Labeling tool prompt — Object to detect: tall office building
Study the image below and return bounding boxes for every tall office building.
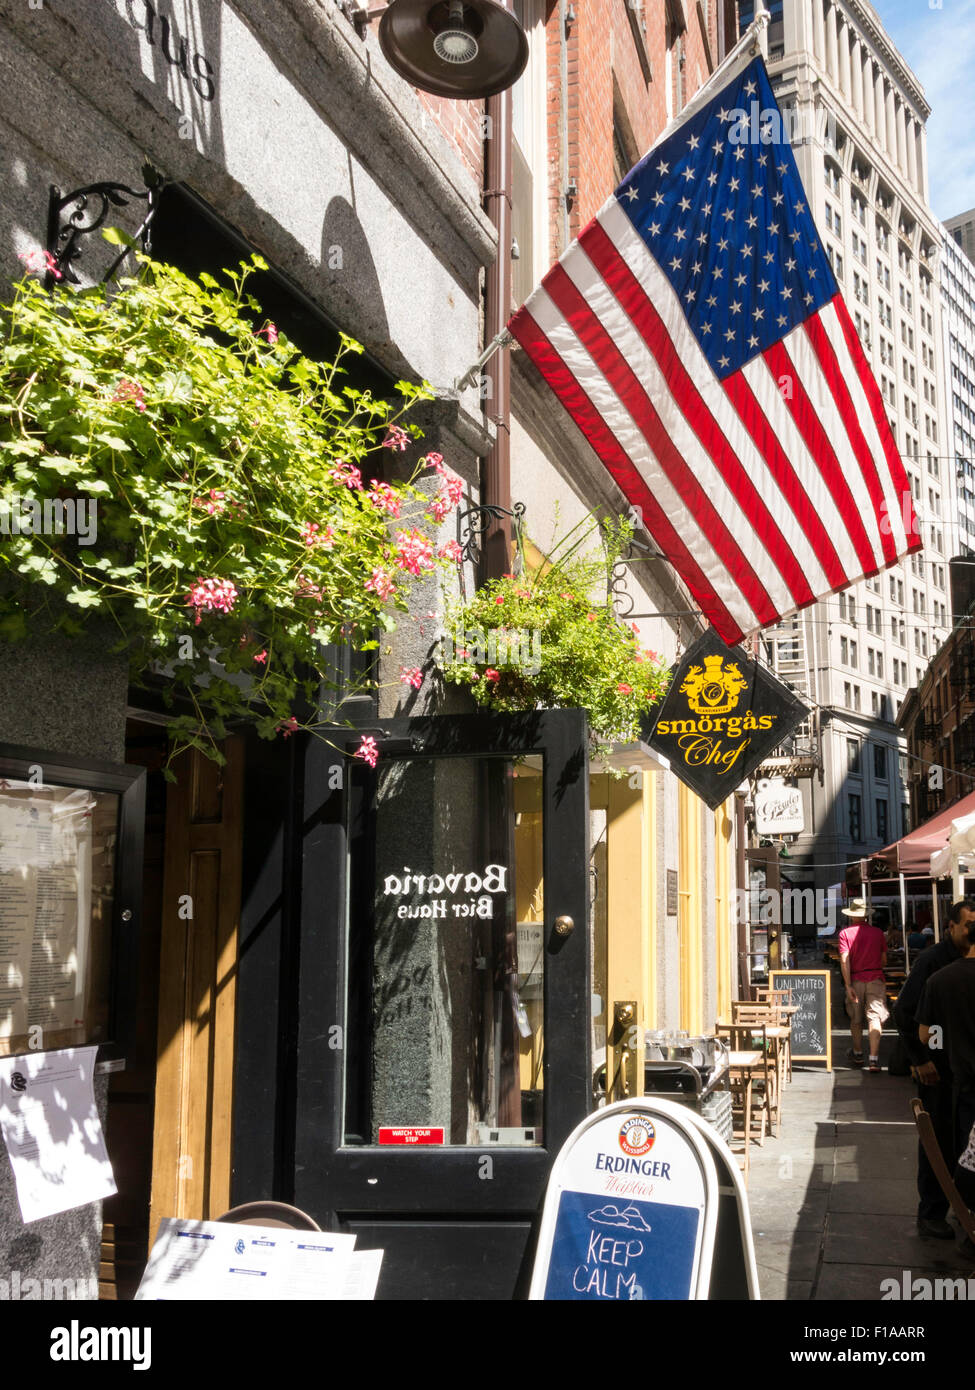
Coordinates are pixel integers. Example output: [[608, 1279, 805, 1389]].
[[738, 1, 952, 905], [946, 208, 975, 267], [940, 223, 975, 565]]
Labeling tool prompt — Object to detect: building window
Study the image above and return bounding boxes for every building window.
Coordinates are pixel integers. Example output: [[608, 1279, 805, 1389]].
[[510, 0, 547, 310], [847, 738, 862, 773], [873, 743, 887, 780], [876, 798, 888, 842], [849, 793, 862, 841]]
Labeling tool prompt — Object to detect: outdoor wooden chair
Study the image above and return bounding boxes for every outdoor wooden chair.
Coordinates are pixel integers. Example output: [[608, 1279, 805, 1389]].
[[716, 1023, 771, 1180], [911, 1100, 975, 1248], [731, 1002, 786, 1136]]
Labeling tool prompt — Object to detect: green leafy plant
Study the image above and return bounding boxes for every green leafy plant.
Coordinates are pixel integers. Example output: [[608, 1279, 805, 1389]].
[[0, 245, 464, 770], [441, 518, 670, 747]]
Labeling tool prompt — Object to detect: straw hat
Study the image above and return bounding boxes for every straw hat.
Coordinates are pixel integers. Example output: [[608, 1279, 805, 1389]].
[[842, 897, 874, 919]]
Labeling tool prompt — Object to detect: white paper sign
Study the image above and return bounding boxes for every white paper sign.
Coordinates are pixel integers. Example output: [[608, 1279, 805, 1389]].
[[0, 1046, 116, 1222], [0, 784, 95, 1039], [136, 1218, 382, 1300]]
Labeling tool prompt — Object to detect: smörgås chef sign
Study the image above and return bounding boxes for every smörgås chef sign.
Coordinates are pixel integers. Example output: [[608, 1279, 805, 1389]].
[[642, 631, 809, 810]]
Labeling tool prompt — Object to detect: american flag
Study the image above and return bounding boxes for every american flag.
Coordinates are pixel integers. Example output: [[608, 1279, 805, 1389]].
[[508, 54, 921, 644]]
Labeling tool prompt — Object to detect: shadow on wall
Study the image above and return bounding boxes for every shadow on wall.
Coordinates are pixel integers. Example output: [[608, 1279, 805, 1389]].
[[0, 0, 227, 286], [320, 194, 394, 372], [120, 0, 227, 170]]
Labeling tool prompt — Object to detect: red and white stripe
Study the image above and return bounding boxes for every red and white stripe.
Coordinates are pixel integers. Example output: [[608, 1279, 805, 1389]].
[[508, 193, 920, 644]]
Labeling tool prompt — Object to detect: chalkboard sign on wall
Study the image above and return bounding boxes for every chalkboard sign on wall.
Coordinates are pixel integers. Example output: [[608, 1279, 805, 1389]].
[[769, 970, 832, 1068]]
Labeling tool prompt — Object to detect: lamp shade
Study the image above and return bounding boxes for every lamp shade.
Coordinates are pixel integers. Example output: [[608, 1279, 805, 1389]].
[[378, 0, 529, 99]]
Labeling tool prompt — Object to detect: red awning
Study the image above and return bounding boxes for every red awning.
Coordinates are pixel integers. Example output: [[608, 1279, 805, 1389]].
[[872, 789, 975, 876]]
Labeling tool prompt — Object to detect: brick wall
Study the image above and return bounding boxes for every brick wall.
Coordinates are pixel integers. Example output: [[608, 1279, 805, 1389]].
[[411, 1, 722, 277], [546, 0, 720, 247], [418, 91, 485, 189]]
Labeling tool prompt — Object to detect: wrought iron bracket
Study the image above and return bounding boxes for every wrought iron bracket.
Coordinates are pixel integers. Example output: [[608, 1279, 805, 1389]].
[[457, 500, 525, 564], [337, 0, 388, 38], [608, 534, 659, 618], [45, 166, 166, 289]]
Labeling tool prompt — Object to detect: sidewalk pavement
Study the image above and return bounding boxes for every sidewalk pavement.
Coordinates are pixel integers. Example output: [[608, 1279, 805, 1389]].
[[744, 1003, 975, 1300]]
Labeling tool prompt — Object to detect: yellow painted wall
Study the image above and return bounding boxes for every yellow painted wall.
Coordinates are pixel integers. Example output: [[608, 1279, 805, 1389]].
[[714, 798, 734, 1024], [678, 783, 703, 1035]]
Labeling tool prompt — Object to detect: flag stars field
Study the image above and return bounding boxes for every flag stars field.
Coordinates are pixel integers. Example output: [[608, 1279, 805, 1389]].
[[507, 51, 921, 645]]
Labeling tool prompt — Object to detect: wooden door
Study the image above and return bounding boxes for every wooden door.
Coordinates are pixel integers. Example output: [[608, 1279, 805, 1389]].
[[148, 739, 244, 1243]]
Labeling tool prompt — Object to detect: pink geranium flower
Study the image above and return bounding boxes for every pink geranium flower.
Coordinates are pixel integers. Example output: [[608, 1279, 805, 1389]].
[[256, 322, 279, 344], [400, 667, 423, 690], [184, 577, 238, 625], [366, 481, 402, 518], [295, 574, 324, 603], [617, 683, 633, 695], [494, 595, 505, 605], [429, 497, 450, 523], [438, 540, 462, 563], [193, 489, 226, 516], [444, 477, 464, 506], [393, 530, 435, 576], [112, 378, 146, 411], [254, 649, 268, 665], [484, 668, 501, 684], [329, 460, 363, 490], [365, 568, 396, 599], [302, 521, 336, 548], [424, 452, 447, 476], [355, 735, 379, 768], [18, 248, 62, 280], [382, 425, 410, 452], [277, 715, 299, 738]]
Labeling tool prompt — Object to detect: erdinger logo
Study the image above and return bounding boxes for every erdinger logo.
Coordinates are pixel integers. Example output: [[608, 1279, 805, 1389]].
[[680, 655, 748, 715], [619, 1118, 655, 1157]]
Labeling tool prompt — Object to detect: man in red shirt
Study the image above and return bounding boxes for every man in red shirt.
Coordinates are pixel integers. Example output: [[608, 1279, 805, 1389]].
[[838, 898, 888, 1072]]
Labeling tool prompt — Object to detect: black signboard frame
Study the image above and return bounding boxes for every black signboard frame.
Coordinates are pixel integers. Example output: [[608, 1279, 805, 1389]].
[[769, 969, 832, 1068], [641, 631, 809, 810]]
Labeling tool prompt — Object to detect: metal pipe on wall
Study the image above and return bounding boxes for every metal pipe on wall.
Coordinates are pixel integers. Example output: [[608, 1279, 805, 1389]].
[[558, 0, 570, 254], [482, 21, 514, 581]]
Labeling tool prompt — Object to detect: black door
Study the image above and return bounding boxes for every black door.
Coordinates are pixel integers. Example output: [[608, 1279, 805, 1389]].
[[293, 709, 591, 1299]]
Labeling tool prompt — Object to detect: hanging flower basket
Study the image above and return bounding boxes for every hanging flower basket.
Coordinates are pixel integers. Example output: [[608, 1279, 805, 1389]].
[[440, 520, 670, 747], [0, 245, 464, 770]]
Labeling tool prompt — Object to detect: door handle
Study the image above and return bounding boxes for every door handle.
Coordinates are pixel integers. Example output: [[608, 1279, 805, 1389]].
[[554, 915, 574, 937]]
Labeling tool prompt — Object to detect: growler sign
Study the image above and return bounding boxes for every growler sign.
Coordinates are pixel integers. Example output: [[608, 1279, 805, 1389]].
[[642, 631, 809, 810]]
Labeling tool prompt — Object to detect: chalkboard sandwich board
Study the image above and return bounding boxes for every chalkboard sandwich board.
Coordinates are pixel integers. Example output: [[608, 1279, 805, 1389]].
[[529, 1101, 718, 1299], [769, 969, 832, 1068], [529, 1098, 761, 1300]]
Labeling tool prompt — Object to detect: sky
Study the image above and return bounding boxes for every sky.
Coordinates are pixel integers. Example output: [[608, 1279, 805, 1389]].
[[870, 0, 975, 221]]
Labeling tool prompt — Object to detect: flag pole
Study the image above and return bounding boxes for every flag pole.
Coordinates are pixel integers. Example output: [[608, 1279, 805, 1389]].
[[648, 4, 770, 152], [452, 6, 772, 395], [452, 328, 513, 395]]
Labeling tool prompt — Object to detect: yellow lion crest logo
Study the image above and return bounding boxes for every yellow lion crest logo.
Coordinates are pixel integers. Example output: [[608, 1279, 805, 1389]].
[[679, 655, 748, 715]]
